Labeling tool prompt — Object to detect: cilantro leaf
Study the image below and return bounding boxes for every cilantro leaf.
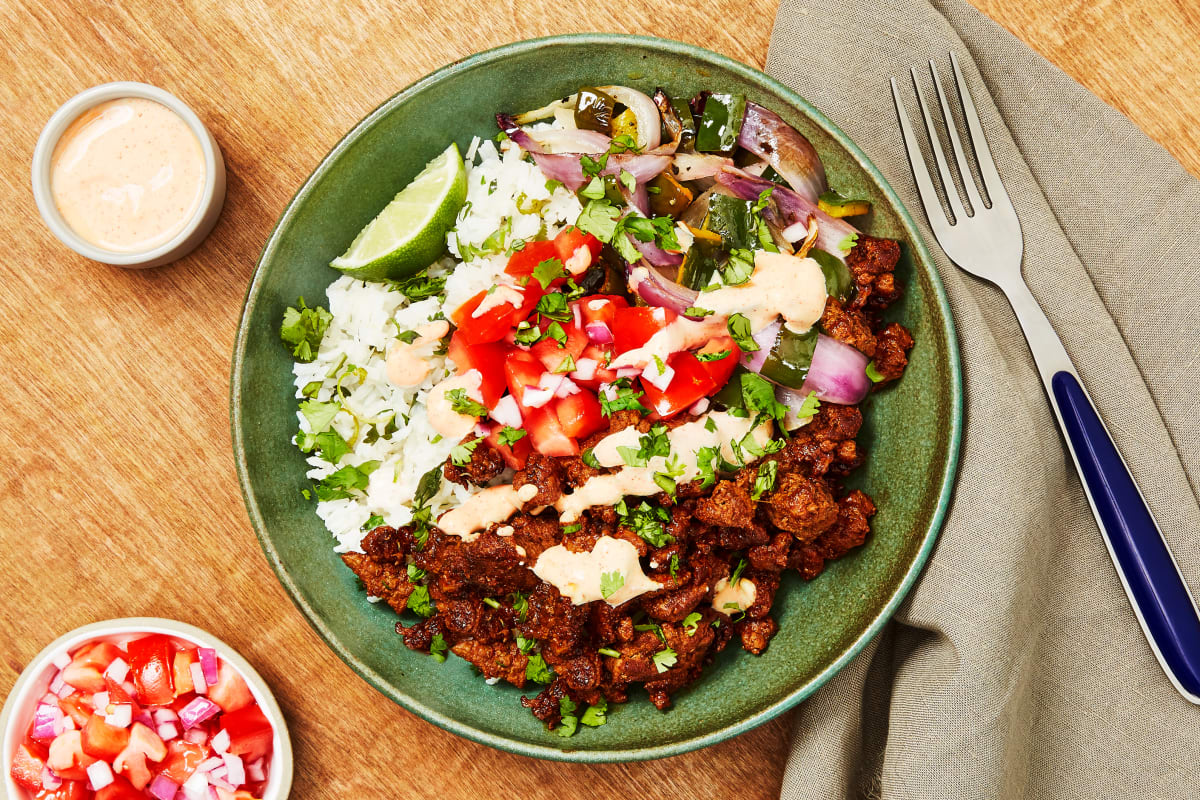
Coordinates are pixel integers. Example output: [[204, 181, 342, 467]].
[[580, 698, 608, 728], [509, 591, 529, 622], [682, 612, 702, 635], [576, 200, 621, 242], [394, 329, 420, 344], [406, 563, 426, 582], [280, 297, 332, 363], [751, 460, 778, 500], [299, 399, 340, 434], [865, 361, 885, 383], [598, 647, 621, 657], [730, 557, 748, 585], [618, 170, 637, 194], [553, 353, 576, 374], [362, 514, 385, 531], [726, 313, 759, 352], [616, 499, 674, 548], [600, 570, 625, 600], [535, 292, 571, 321], [697, 349, 730, 362], [389, 270, 446, 302], [669, 554, 680, 578], [497, 426, 527, 447], [532, 258, 567, 291], [838, 232, 859, 253], [450, 438, 480, 466], [414, 464, 443, 506], [652, 648, 678, 673], [722, 248, 755, 285], [513, 321, 541, 346], [556, 696, 579, 737], [429, 633, 448, 662], [526, 653, 553, 684], [315, 429, 350, 464], [581, 447, 600, 469], [600, 378, 648, 416], [740, 372, 788, 423], [445, 388, 488, 417], [407, 584, 434, 618], [579, 176, 606, 200], [684, 306, 714, 317], [562, 522, 582, 534], [313, 460, 380, 501], [543, 321, 567, 347], [795, 390, 821, 419]]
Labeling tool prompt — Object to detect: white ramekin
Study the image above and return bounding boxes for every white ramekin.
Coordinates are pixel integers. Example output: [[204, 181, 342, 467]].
[[1, 618, 292, 799], [31, 82, 227, 268]]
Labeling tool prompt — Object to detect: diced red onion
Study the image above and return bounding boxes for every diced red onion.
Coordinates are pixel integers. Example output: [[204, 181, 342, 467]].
[[92, 691, 109, 712], [740, 319, 781, 373], [688, 397, 710, 416], [527, 128, 611, 154], [198, 649, 219, 686], [135, 710, 155, 727], [153, 708, 179, 725], [190, 662, 207, 694], [87, 760, 114, 791], [625, 263, 698, 316], [673, 153, 732, 181], [41, 767, 61, 790], [614, 367, 641, 379], [183, 726, 209, 746], [104, 703, 133, 729], [207, 768, 234, 792], [196, 757, 224, 774], [48, 671, 66, 696], [570, 302, 582, 331], [104, 657, 130, 683], [489, 395, 522, 428], [641, 360, 675, 391], [521, 387, 553, 408], [149, 774, 179, 800], [584, 321, 613, 344], [715, 167, 857, 260], [32, 703, 61, 739], [52, 652, 71, 670], [737, 102, 828, 203], [210, 728, 231, 754], [223, 753, 246, 786], [246, 759, 266, 783], [181, 770, 209, 800], [596, 85, 661, 150], [158, 722, 179, 742], [570, 357, 598, 382], [179, 697, 221, 730], [628, 234, 683, 268], [801, 334, 871, 404]]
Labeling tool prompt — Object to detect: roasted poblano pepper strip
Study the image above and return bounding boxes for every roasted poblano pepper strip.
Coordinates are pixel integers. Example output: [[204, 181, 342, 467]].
[[759, 326, 819, 388], [818, 189, 872, 218], [647, 172, 693, 217], [574, 87, 617, 133], [704, 193, 758, 251], [678, 227, 723, 290], [809, 249, 855, 303], [711, 365, 751, 411], [696, 93, 747, 153], [670, 97, 697, 148]]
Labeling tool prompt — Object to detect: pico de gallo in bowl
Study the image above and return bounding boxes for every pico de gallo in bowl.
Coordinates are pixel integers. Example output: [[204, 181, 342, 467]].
[[2, 619, 291, 800]]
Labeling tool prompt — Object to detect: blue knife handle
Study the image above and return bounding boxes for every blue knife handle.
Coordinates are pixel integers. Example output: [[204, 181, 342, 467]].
[[1051, 370, 1200, 701]]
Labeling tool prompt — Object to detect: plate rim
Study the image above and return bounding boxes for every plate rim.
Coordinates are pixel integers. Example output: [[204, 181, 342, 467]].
[[230, 31, 964, 763]]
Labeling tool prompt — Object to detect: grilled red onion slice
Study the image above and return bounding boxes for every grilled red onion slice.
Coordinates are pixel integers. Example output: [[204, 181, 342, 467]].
[[738, 102, 828, 202], [625, 262, 698, 315], [801, 334, 871, 404], [528, 128, 612, 154], [585, 321, 614, 344], [597, 85, 661, 150], [629, 233, 683, 268], [715, 166, 857, 260], [673, 153, 733, 181]]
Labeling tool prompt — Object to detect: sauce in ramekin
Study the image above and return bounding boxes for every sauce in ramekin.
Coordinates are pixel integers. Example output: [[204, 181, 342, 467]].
[[49, 97, 206, 253]]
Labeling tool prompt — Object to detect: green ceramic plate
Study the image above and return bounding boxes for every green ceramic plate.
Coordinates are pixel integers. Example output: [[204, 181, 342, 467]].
[[231, 33, 962, 762]]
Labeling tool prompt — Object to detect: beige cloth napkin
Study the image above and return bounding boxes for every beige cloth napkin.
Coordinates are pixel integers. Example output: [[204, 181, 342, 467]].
[[767, 1, 1200, 796]]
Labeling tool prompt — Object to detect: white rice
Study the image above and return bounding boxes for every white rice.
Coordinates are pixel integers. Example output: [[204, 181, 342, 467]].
[[293, 132, 583, 553]]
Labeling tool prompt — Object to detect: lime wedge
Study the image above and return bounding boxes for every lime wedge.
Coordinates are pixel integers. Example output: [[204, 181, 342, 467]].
[[331, 142, 468, 281]]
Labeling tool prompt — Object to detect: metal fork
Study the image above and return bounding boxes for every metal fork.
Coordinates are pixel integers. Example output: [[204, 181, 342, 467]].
[[891, 53, 1200, 704]]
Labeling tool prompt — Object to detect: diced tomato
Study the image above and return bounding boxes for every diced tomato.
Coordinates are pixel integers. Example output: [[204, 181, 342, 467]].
[[697, 337, 741, 390], [484, 425, 533, 470], [94, 776, 144, 800], [504, 238, 559, 279], [126, 635, 174, 706], [553, 227, 604, 272], [503, 351, 547, 412], [569, 344, 617, 390], [612, 306, 676, 354], [530, 318, 587, 373], [447, 332, 510, 408], [11, 740, 46, 790], [208, 660, 254, 713], [641, 351, 718, 419], [554, 391, 605, 440], [61, 642, 123, 693], [524, 405, 579, 457], [451, 283, 542, 346], [35, 780, 87, 800], [57, 694, 93, 728], [576, 294, 628, 328], [81, 712, 131, 760], [155, 740, 207, 784], [46, 730, 97, 781], [172, 649, 197, 697], [219, 704, 273, 764]]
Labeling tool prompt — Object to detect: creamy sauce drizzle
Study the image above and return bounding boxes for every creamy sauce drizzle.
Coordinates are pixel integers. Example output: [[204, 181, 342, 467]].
[[533, 536, 661, 605], [436, 485, 524, 541], [472, 285, 525, 318], [425, 370, 483, 440], [386, 320, 450, 387], [50, 97, 206, 253], [712, 577, 757, 614], [609, 317, 729, 370], [699, 251, 828, 333]]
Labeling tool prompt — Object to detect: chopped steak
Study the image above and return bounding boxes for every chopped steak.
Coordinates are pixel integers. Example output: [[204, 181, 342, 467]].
[[514, 453, 564, 507], [443, 436, 504, 487], [872, 322, 915, 384]]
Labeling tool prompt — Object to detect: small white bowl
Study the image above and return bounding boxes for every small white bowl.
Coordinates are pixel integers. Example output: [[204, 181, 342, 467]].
[[1, 618, 292, 799], [31, 82, 226, 268]]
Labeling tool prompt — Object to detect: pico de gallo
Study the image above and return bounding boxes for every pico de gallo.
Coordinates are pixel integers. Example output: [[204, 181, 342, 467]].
[[10, 636, 273, 800]]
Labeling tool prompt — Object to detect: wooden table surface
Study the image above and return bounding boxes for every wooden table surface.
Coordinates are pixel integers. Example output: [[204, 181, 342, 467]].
[[2, 1, 1196, 797]]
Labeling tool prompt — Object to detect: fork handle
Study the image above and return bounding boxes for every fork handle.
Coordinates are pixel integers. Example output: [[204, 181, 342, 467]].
[[1002, 278, 1200, 703]]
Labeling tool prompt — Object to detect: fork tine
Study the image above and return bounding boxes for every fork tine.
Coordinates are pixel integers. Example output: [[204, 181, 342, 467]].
[[949, 52, 1011, 209], [909, 67, 967, 223], [890, 77, 953, 238], [928, 60, 984, 214]]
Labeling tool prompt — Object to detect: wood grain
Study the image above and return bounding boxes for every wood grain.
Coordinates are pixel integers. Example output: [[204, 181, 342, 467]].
[[0, 1, 1194, 797]]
